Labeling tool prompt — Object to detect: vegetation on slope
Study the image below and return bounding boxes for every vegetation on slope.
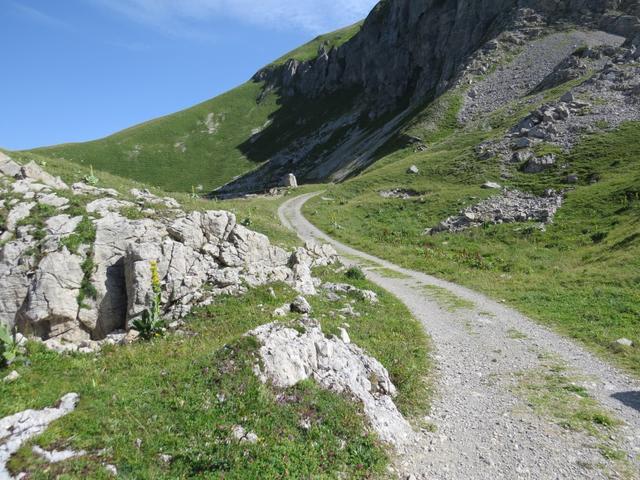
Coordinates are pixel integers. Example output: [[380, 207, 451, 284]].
[[304, 107, 640, 376], [32, 82, 279, 193], [269, 22, 363, 66], [0, 151, 432, 478], [27, 22, 363, 195]]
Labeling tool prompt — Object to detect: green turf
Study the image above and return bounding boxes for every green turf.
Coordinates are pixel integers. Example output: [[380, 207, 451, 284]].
[[31, 82, 280, 194], [269, 22, 362, 66], [1, 267, 431, 479]]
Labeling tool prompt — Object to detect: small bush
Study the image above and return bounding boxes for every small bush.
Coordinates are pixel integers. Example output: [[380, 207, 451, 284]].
[[0, 325, 20, 367], [132, 261, 166, 340], [83, 165, 99, 186], [345, 266, 366, 281]]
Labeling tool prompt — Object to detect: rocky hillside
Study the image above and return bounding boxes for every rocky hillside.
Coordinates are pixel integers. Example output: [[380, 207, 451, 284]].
[[216, 0, 640, 196], [30, 0, 640, 197], [0, 151, 337, 352]]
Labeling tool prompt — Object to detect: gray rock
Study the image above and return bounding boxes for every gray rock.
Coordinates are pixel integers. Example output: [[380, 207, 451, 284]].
[[72, 182, 119, 197], [291, 296, 312, 314], [19, 248, 85, 341], [564, 174, 579, 184], [231, 425, 259, 444], [614, 338, 634, 347], [522, 154, 556, 174], [0, 153, 22, 178], [130, 188, 181, 209], [407, 165, 420, 175], [250, 322, 414, 448], [32, 445, 86, 463], [6, 202, 35, 232], [0, 393, 80, 478], [0, 239, 35, 331], [513, 137, 533, 149], [482, 181, 502, 190], [37, 193, 69, 209], [428, 190, 564, 234], [18, 161, 68, 190], [283, 173, 298, 188], [2, 371, 20, 383]]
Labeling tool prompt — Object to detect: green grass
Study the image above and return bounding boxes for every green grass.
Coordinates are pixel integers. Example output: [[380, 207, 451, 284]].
[[304, 117, 640, 376], [513, 362, 635, 476], [31, 82, 281, 193], [1, 266, 431, 479], [421, 284, 475, 312], [269, 22, 362, 66]]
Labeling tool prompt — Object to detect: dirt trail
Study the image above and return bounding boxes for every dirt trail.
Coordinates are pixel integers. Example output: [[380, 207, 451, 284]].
[[279, 192, 640, 480]]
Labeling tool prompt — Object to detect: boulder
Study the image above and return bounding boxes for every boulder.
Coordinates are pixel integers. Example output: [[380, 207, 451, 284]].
[[6, 202, 35, 232], [406, 165, 420, 174], [19, 249, 85, 341], [290, 296, 312, 314], [250, 321, 414, 448], [521, 154, 556, 174], [0, 154, 22, 178], [19, 161, 68, 190], [283, 173, 298, 188], [0, 240, 35, 331], [482, 181, 502, 190], [0, 393, 79, 478]]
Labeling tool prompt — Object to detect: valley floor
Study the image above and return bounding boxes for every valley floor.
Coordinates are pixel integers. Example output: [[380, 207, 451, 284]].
[[281, 192, 640, 479]]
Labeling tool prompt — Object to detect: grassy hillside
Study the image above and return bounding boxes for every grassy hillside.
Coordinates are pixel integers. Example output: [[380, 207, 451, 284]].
[[33, 82, 279, 194], [0, 151, 432, 478], [304, 108, 640, 375], [29, 23, 363, 194], [269, 22, 362, 66]]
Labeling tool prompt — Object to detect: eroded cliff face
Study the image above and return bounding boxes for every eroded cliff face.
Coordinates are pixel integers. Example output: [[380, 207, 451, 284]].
[[215, 0, 639, 197]]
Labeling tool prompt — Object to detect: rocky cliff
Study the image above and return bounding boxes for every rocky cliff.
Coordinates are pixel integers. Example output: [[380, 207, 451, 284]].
[[215, 0, 640, 197]]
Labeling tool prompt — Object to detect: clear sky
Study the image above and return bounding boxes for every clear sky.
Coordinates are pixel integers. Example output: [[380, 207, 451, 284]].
[[0, 0, 378, 150]]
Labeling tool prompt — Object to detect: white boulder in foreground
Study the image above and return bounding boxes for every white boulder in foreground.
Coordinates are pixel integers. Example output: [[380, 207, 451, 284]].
[[0, 393, 79, 479], [249, 322, 415, 449]]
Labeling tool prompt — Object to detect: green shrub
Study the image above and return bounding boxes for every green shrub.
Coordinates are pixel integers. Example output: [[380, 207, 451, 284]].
[[0, 325, 20, 367], [132, 261, 166, 340], [345, 266, 366, 281]]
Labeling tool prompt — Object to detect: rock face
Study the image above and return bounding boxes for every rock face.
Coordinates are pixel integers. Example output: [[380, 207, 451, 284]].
[[249, 321, 415, 448], [0, 393, 80, 479], [426, 189, 564, 234], [214, 0, 639, 197], [0, 154, 338, 352]]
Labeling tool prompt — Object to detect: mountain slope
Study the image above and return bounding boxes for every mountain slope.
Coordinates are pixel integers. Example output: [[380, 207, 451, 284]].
[[30, 25, 362, 193], [29, 0, 640, 196]]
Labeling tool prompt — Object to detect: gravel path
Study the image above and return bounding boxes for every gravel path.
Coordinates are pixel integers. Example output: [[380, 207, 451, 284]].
[[279, 192, 640, 480]]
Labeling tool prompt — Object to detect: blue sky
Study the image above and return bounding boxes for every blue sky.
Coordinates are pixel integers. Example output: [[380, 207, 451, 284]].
[[0, 0, 377, 150]]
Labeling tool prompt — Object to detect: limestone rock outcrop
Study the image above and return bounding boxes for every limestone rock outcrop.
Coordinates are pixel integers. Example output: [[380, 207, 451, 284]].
[[0, 154, 338, 352], [249, 321, 415, 449]]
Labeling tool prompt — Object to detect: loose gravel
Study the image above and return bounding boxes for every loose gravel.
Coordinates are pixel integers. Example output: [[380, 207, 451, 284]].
[[280, 192, 640, 480]]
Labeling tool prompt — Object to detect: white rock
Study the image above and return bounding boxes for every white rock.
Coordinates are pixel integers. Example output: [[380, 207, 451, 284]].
[[338, 328, 351, 344], [250, 322, 414, 448], [0, 393, 80, 478], [614, 338, 634, 348], [482, 181, 502, 190], [6, 202, 35, 232], [2, 371, 20, 383], [291, 296, 312, 314], [32, 445, 86, 463], [19, 161, 68, 190]]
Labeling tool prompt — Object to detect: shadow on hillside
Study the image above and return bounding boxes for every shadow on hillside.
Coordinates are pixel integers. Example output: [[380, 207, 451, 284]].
[[611, 391, 640, 412]]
